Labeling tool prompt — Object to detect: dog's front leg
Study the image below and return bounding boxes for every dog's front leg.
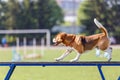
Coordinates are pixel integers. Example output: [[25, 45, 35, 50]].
[[70, 53, 81, 62], [55, 48, 73, 62]]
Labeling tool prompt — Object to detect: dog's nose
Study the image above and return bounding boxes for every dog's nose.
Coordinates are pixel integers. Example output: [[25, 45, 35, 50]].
[[53, 38, 56, 43]]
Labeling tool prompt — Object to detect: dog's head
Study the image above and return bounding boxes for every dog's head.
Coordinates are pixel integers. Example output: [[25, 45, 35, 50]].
[[53, 32, 76, 46], [53, 32, 67, 46]]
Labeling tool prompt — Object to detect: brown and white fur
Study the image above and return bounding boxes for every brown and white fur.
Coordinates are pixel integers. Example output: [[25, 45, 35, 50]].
[[53, 18, 112, 62]]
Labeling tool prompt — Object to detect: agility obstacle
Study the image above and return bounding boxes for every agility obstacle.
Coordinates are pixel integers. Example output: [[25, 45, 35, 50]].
[[0, 61, 120, 80]]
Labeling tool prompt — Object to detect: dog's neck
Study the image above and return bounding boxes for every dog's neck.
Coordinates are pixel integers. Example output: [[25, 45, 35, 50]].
[[63, 36, 76, 47]]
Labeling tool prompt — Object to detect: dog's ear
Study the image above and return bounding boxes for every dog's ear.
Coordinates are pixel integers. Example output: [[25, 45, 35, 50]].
[[65, 34, 75, 42], [57, 32, 67, 42], [60, 32, 67, 40]]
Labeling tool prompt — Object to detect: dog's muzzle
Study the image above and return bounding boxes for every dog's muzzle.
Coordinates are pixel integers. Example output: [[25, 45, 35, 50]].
[[53, 38, 58, 46], [53, 38, 56, 43]]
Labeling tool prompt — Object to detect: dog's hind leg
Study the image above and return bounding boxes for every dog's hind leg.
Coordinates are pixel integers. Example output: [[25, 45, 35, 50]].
[[55, 48, 73, 62], [70, 53, 81, 62], [95, 48, 101, 57], [104, 47, 112, 62]]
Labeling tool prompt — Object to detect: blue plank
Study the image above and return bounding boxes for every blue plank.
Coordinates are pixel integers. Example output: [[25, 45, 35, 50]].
[[0, 62, 119, 80]]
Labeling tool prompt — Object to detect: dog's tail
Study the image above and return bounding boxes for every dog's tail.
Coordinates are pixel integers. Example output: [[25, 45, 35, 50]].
[[94, 18, 108, 37]]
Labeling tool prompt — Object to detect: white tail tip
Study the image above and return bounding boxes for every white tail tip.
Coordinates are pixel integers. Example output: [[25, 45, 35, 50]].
[[94, 18, 103, 28]]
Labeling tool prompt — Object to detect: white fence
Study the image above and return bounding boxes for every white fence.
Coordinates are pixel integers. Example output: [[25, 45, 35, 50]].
[[0, 29, 51, 46]]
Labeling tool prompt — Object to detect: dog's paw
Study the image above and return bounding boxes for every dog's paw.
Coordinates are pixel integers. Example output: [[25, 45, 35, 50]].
[[108, 58, 112, 62], [54, 58, 61, 62], [70, 59, 78, 62]]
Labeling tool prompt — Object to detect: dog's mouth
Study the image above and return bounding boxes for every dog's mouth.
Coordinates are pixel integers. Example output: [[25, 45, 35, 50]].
[[53, 42, 60, 46], [53, 38, 61, 46]]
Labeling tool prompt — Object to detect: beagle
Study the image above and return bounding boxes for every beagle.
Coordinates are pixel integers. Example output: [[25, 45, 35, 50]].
[[53, 18, 112, 62]]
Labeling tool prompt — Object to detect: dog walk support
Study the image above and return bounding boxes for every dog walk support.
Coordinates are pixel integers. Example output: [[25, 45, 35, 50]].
[[97, 64, 105, 80], [0, 62, 120, 80], [5, 64, 16, 80], [118, 76, 120, 80]]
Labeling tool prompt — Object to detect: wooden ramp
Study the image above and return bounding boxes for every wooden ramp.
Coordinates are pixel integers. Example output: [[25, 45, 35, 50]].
[[0, 61, 120, 80]]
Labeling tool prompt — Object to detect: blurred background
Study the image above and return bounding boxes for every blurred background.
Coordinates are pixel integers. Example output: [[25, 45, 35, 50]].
[[0, 0, 119, 46]]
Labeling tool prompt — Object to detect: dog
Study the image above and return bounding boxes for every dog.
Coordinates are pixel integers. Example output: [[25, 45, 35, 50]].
[[53, 18, 112, 62]]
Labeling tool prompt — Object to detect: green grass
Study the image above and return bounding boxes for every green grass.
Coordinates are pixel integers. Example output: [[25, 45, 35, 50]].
[[0, 47, 120, 80]]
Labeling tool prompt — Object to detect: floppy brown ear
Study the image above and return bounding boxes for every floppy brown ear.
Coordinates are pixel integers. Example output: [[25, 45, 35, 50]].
[[64, 34, 75, 42], [57, 38, 63, 42], [56, 32, 67, 42], [60, 32, 67, 40]]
